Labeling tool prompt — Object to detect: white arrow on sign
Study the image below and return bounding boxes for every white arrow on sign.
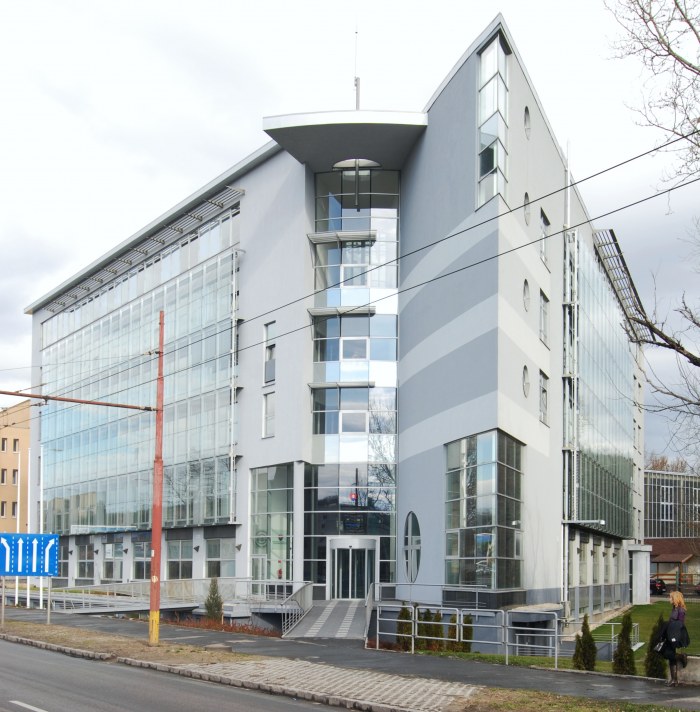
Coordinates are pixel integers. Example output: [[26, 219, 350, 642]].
[[44, 538, 56, 574], [0, 537, 9, 571], [32, 538, 39, 572]]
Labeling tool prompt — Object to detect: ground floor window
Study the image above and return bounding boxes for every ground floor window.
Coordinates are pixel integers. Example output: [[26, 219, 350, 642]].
[[102, 542, 124, 581], [133, 540, 151, 580], [58, 541, 69, 578], [167, 539, 193, 579], [206, 538, 236, 577], [77, 543, 94, 579]]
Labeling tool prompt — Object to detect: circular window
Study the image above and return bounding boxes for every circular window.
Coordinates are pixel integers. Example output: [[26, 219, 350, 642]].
[[522, 366, 530, 397], [404, 512, 421, 583], [523, 279, 530, 311], [524, 192, 531, 225], [524, 106, 531, 139]]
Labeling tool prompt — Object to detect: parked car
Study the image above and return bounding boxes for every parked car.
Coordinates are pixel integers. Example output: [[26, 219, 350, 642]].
[[695, 582, 700, 596], [650, 577, 667, 595]]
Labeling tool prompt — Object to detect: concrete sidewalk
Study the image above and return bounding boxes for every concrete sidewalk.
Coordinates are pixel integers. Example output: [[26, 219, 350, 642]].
[[4, 608, 700, 711]]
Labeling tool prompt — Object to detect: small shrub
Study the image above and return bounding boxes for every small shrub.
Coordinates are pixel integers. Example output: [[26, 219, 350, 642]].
[[446, 612, 473, 653], [572, 614, 596, 671], [612, 612, 636, 676], [430, 610, 445, 652], [416, 608, 432, 651], [204, 578, 224, 622], [644, 613, 667, 679], [461, 613, 473, 653], [396, 603, 413, 651]]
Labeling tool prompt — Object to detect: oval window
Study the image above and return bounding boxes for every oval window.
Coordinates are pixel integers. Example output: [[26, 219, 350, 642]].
[[524, 192, 531, 225], [523, 279, 530, 311], [524, 106, 531, 139], [404, 512, 421, 583], [523, 365, 530, 397]]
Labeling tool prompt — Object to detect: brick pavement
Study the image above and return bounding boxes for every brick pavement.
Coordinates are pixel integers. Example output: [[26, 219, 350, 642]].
[[120, 655, 479, 712]]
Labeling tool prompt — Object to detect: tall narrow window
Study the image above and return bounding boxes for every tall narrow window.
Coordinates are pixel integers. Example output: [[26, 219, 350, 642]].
[[0, 469, 5, 484], [539, 290, 549, 345], [263, 392, 275, 437], [12, 439, 19, 452], [12, 470, 18, 485], [539, 209, 550, 265], [264, 322, 276, 383], [0, 501, 6, 517], [478, 34, 510, 206], [11, 501, 17, 518], [1, 438, 6, 452], [539, 371, 549, 424]]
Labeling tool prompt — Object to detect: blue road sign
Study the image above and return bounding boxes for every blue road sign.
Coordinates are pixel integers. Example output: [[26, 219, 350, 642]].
[[0, 533, 59, 577]]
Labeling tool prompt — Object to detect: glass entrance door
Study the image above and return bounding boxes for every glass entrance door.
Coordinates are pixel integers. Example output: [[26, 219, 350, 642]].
[[328, 538, 377, 599]]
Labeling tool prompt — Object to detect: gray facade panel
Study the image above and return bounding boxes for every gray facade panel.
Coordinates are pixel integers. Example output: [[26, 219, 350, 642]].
[[399, 329, 498, 431], [398, 231, 498, 356]]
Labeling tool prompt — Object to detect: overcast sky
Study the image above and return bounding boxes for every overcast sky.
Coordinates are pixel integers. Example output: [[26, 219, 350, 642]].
[[1, 0, 698, 457]]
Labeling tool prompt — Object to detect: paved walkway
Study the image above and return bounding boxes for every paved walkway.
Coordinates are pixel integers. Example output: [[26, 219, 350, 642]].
[[124, 655, 478, 711], [4, 608, 700, 711]]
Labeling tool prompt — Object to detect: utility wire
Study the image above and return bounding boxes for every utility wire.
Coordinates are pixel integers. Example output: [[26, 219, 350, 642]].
[[2, 129, 699, 428], [3, 173, 698, 435]]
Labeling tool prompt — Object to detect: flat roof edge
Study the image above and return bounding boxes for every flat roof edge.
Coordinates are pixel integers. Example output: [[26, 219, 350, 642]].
[[25, 141, 282, 315], [263, 110, 428, 132]]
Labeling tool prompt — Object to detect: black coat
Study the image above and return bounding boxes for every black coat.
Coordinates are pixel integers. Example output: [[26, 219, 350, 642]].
[[658, 619, 690, 660]]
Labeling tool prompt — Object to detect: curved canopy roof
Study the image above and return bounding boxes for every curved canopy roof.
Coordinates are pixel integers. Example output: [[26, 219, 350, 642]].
[[263, 110, 427, 172]]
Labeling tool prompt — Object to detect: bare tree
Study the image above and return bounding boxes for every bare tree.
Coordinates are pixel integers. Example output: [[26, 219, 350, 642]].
[[646, 453, 689, 470], [606, 1, 700, 466], [606, 0, 700, 179]]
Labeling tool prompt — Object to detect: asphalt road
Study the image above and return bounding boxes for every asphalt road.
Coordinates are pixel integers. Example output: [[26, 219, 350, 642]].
[[0, 639, 323, 712], [5, 609, 700, 710]]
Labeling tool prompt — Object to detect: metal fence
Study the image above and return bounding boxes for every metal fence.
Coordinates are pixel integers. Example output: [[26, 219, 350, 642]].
[[369, 603, 639, 667], [49, 578, 311, 613]]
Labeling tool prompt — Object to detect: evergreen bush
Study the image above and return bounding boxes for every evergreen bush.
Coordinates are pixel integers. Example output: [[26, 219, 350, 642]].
[[461, 613, 473, 653], [415, 608, 431, 650], [572, 614, 597, 671], [430, 610, 445, 651], [612, 612, 636, 676], [204, 577, 224, 622], [396, 603, 413, 651], [644, 613, 667, 679]]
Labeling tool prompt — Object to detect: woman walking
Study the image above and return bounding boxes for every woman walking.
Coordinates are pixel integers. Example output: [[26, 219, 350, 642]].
[[660, 590, 690, 686]]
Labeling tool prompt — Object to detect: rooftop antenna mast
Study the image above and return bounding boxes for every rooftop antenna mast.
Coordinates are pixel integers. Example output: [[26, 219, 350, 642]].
[[354, 27, 360, 110]]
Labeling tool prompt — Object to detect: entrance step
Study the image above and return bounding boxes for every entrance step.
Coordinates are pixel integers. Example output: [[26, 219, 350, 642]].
[[284, 599, 366, 639]]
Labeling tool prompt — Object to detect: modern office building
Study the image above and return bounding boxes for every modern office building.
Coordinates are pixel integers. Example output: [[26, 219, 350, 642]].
[[26, 16, 648, 621], [645, 469, 700, 584], [0, 400, 31, 534]]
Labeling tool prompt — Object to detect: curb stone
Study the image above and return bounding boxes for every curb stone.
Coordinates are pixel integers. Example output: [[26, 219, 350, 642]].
[[116, 655, 422, 711], [0, 633, 113, 661]]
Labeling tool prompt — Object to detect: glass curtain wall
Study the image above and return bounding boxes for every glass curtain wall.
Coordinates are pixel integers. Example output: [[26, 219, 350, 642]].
[[41, 209, 240, 539], [306, 168, 399, 591], [576, 241, 635, 537], [445, 430, 522, 589]]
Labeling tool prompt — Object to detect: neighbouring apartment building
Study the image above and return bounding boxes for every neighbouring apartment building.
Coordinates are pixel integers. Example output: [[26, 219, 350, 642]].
[[0, 400, 31, 534], [26, 16, 648, 621]]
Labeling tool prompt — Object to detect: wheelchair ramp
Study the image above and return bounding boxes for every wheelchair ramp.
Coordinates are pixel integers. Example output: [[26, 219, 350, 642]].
[[284, 599, 366, 639]]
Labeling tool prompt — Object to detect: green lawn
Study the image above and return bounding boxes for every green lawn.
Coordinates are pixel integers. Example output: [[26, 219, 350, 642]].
[[604, 600, 699, 658], [428, 601, 698, 675]]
